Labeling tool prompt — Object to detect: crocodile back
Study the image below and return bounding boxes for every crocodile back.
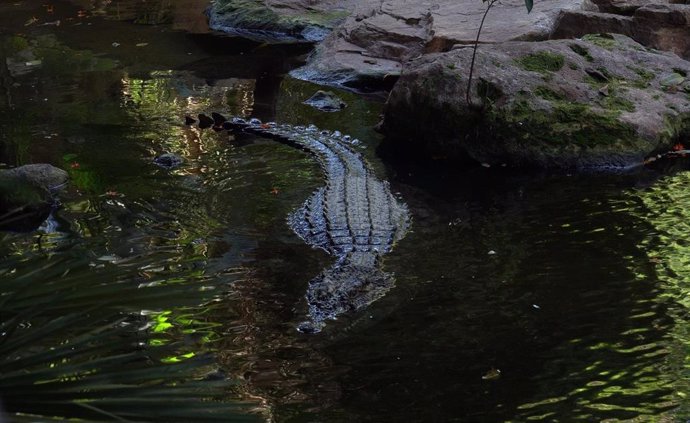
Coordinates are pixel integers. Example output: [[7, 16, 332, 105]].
[[223, 118, 410, 332]]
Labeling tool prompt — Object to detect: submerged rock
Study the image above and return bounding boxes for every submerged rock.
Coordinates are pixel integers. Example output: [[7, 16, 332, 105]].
[[0, 164, 68, 193], [381, 34, 690, 169], [153, 153, 184, 169], [303, 90, 347, 111], [0, 164, 68, 231]]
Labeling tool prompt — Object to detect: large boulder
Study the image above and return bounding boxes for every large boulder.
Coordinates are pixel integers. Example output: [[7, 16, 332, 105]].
[[582, 0, 689, 14], [633, 4, 690, 59], [206, 0, 356, 42], [290, 0, 584, 90], [550, 10, 634, 39], [0, 164, 68, 231], [381, 34, 690, 169], [583, 0, 673, 14], [552, 3, 690, 60]]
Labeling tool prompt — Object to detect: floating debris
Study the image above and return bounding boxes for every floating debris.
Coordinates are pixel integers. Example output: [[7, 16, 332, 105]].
[[482, 368, 501, 380]]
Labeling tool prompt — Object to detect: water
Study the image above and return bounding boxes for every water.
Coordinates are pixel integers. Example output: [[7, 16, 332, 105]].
[[1, 1, 690, 422]]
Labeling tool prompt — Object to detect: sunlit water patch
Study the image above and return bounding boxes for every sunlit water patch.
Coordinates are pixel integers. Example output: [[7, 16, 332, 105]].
[[623, 169, 690, 420]]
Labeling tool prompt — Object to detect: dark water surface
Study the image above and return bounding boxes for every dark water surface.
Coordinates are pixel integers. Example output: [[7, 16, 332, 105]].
[[1, 1, 690, 422]]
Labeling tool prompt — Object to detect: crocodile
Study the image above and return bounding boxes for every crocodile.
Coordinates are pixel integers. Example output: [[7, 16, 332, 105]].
[[195, 114, 410, 333]]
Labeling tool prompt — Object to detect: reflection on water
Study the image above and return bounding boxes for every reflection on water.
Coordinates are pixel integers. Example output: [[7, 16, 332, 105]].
[[67, 0, 211, 31], [3, 3, 690, 422], [630, 170, 690, 419]]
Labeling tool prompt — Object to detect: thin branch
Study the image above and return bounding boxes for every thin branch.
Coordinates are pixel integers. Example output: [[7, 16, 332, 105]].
[[466, 0, 498, 110]]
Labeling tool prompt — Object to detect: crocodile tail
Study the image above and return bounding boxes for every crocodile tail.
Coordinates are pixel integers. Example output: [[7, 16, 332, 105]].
[[296, 252, 393, 333]]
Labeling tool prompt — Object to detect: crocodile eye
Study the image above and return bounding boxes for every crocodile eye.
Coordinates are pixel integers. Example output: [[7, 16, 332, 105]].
[[296, 321, 320, 334]]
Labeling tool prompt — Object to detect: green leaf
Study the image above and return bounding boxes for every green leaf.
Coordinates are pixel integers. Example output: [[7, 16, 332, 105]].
[[525, 0, 533, 13]]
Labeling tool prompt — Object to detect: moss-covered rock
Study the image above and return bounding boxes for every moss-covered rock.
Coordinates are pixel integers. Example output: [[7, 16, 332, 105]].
[[207, 0, 350, 42], [382, 34, 690, 169], [516, 52, 565, 74]]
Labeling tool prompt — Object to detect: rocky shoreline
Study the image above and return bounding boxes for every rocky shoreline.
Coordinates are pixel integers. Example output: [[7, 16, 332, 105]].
[[383, 34, 690, 168], [209, 0, 690, 169]]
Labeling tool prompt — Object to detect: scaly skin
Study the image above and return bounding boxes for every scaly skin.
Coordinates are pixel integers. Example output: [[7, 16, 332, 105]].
[[217, 116, 410, 333]]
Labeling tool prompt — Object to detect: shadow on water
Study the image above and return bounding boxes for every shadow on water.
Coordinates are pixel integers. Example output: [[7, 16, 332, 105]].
[[2, 1, 690, 422]]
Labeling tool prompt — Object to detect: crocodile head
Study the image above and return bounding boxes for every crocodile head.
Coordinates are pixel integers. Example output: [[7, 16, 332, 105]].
[[296, 252, 392, 333]]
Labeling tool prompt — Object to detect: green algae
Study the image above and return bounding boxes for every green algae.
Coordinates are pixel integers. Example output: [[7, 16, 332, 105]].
[[534, 86, 565, 101], [516, 51, 565, 74], [484, 89, 640, 154], [579, 69, 636, 114], [570, 44, 593, 62], [477, 79, 504, 104], [601, 95, 635, 113], [629, 67, 655, 89], [582, 34, 618, 50]]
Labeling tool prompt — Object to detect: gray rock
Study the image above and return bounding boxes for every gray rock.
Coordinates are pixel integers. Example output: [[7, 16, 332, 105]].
[[291, 0, 585, 90], [633, 4, 690, 59], [551, 3, 690, 60], [381, 34, 690, 169], [303, 90, 347, 111], [583, 0, 677, 14], [551, 10, 634, 40], [289, 26, 406, 90]]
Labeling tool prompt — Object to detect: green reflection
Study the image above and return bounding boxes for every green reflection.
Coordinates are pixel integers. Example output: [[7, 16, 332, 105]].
[[0, 29, 271, 421], [503, 175, 690, 422], [629, 169, 690, 419]]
